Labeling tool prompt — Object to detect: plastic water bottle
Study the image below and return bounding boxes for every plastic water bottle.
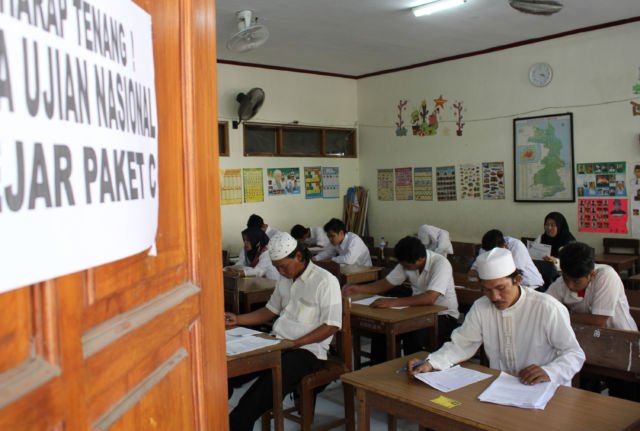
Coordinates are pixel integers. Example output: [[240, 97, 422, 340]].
[[378, 237, 387, 260]]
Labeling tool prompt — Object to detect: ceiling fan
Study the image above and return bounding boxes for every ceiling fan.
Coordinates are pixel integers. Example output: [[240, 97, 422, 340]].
[[226, 10, 269, 53], [509, 0, 563, 15]]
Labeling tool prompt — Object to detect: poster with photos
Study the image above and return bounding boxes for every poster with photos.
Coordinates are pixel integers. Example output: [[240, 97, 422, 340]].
[[242, 168, 264, 203], [482, 162, 505, 200], [436, 166, 457, 201], [414, 167, 433, 201], [267, 167, 301, 196], [304, 166, 323, 199], [322, 167, 340, 199], [459, 164, 481, 200], [630, 161, 640, 237], [378, 169, 394, 201], [395, 167, 414, 200], [576, 161, 626, 198], [221, 169, 243, 205], [578, 198, 628, 234]]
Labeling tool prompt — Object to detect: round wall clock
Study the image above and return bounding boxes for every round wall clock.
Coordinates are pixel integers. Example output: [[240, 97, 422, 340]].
[[528, 62, 553, 87]]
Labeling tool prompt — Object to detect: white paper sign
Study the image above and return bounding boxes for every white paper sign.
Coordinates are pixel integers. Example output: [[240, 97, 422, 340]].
[[0, 1, 158, 292]]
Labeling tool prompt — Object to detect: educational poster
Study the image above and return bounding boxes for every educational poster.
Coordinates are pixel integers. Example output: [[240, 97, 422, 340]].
[[242, 168, 264, 203], [414, 167, 433, 201], [395, 167, 414, 200], [0, 1, 158, 292], [630, 162, 640, 237], [482, 162, 505, 200], [267, 167, 301, 196], [436, 166, 457, 201], [578, 199, 628, 234], [304, 167, 323, 199], [322, 167, 340, 199], [377, 169, 394, 201], [459, 164, 481, 200], [221, 169, 243, 205], [576, 162, 626, 198]]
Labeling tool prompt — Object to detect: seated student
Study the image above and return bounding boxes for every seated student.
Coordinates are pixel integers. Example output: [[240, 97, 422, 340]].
[[417, 224, 454, 257], [247, 214, 280, 239], [225, 233, 342, 431], [408, 248, 585, 386], [534, 212, 575, 267], [313, 218, 372, 266], [470, 229, 544, 290], [546, 242, 637, 331], [343, 236, 459, 362], [225, 227, 279, 281], [290, 224, 331, 248]]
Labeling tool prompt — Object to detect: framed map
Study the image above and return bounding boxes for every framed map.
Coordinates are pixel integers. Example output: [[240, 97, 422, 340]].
[[513, 113, 575, 202]]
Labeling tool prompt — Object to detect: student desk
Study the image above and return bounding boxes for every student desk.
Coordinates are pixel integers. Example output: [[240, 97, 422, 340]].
[[452, 272, 481, 290], [223, 274, 276, 314], [350, 296, 445, 369], [227, 337, 293, 431], [341, 353, 640, 431], [340, 264, 384, 285], [594, 254, 638, 276]]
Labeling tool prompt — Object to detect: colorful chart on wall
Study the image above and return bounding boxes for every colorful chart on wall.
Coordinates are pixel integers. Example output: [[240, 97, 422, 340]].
[[377, 169, 394, 201], [576, 162, 626, 198], [395, 167, 414, 200], [414, 167, 433, 201], [243, 168, 264, 203], [221, 169, 242, 205], [578, 198, 628, 234], [459, 164, 481, 200], [304, 167, 323, 199], [267, 167, 301, 196], [436, 166, 457, 201], [322, 167, 340, 199], [630, 162, 640, 238], [482, 162, 505, 200]]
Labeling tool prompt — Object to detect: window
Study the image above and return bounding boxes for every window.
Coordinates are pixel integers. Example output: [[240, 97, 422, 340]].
[[218, 121, 229, 156], [244, 123, 356, 157]]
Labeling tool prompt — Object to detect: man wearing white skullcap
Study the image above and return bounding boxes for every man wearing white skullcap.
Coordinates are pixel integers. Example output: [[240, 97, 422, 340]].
[[417, 224, 454, 257], [226, 232, 342, 431], [407, 247, 584, 387]]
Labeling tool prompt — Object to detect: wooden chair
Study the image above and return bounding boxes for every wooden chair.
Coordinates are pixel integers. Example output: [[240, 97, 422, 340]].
[[223, 274, 240, 314], [603, 238, 640, 256], [314, 260, 341, 280], [222, 249, 230, 267], [448, 241, 480, 274], [262, 296, 355, 431]]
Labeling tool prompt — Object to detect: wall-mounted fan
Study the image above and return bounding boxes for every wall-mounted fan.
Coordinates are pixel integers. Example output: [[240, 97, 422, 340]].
[[509, 0, 563, 15], [232, 88, 265, 129], [226, 10, 269, 53]]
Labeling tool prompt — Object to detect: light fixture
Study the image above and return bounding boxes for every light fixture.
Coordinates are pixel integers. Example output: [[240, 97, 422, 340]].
[[412, 0, 466, 17]]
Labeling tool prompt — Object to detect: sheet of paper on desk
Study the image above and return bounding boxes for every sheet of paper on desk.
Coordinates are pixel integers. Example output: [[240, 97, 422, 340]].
[[527, 241, 552, 260], [225, 327, 263, 342], [352, 295, 407, 309], [478, 372, 559, 409], [415, 365, 492, 393], [226, 335, 280, 356]]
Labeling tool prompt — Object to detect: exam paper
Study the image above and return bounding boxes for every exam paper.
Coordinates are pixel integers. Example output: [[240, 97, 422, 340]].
[[415, 365, 492, 393], [352, 295, 407, 309], [478, 372, 559, 410], [225, 327, 263, 342], [527, 241, 552, 260], [226, 335, 280, 356]]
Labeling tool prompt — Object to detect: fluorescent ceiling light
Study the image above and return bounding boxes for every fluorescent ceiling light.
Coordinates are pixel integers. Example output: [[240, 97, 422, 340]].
[[412, 0, 466, 17]]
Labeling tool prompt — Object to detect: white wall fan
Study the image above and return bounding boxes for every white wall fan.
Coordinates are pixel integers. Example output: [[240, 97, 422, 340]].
[[226, 10, 269, 53]]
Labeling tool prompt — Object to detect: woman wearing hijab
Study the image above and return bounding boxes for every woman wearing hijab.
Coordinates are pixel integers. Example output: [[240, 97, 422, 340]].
[[225, 227, 279, 280], [535, 212, 576, 266]]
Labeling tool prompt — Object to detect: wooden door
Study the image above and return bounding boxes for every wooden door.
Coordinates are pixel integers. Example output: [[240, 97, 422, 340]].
[[0, 0, 227, 430]]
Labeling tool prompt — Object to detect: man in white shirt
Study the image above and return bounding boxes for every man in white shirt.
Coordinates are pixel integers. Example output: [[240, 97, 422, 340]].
[[343, 236, 459, 363], [226, 232, 342, 431], [290, 224, 331, 248], [408, 247, 585, 387], [470, 229, 544, 289], [417, 224, 454, 257], [313, 218, 372, 266], [547, 242, 637, 331]]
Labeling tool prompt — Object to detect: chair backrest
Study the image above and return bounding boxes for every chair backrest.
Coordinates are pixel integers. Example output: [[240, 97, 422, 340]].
[[222, 249, 230, 267], [333, 296, 353, 372], [448, 241, 481, 273], [603, 238, 640, 255], [315, 260, 341, 279], [361, 235, 374, 248], [572, 323, 640, 378], [223, 274, 240, 314]]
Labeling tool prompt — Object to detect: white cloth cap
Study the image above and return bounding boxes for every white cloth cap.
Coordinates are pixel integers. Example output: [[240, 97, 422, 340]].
[[476, 247, 516, 280], [269, 232, 298, 261], [417, 225, 431, 247]]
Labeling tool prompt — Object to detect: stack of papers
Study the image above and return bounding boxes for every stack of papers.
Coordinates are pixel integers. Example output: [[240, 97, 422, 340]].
[[225, 328, 280, 356], [414, 365, 492, 392], [352, 295, 407, 309], [478, 372, 559, 410], [527, 241, 552, 260]]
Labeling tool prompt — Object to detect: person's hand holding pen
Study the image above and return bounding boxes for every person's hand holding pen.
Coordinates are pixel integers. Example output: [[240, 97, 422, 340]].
[[224, 312, 237, 327], [403, 357, 433, 377]]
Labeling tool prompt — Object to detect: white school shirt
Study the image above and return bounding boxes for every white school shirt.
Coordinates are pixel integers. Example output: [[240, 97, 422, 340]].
[[385, 250, 459, 319], [472, 236, 544, 288], [417, 224, 454, 256], [265, 225, 280, 239], [306, 227, 331, 248], [547, 264, 638, 331], [236, 249, 280, 281], [266, 261, 342, 359], [427, 286, 585, 386], [313, 232, 372, 266]]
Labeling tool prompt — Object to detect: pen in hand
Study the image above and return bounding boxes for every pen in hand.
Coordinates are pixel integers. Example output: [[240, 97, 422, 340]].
[[396, 358, 430, 373]]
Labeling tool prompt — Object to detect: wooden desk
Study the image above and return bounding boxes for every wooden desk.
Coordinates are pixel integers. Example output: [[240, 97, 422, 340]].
[[350, 297, 444, 369], [341, 354, 640, 431], [595, 254, 638, 276], [227, 337, 293, 431], [224, 274, 276, 314], [453, 271, 481, 290], [340, 264, 384, 285]]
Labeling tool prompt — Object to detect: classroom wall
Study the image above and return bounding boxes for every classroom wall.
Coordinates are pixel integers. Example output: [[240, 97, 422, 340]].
[[218, 64, 359, 254], [357, 22, 640, 253]]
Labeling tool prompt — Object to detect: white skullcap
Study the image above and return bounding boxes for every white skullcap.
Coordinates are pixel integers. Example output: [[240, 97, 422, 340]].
[[268, 232, 298, 261], [417, 225, 431, 247], [476, 247, 516, 280]]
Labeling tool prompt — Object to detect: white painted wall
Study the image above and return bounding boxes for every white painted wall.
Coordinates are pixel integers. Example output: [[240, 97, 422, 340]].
[[218, 64, 359, 255], [357, 23, 640, 253]]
